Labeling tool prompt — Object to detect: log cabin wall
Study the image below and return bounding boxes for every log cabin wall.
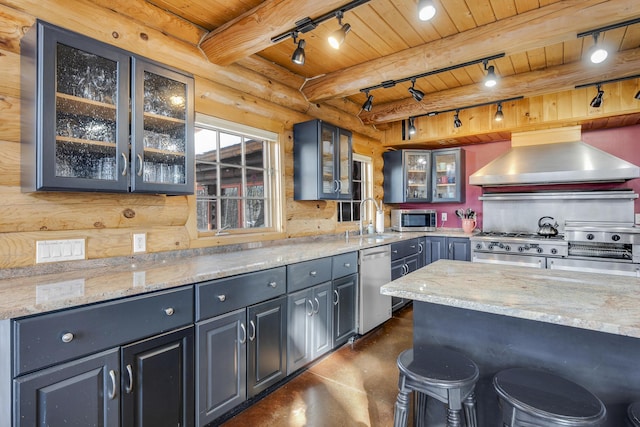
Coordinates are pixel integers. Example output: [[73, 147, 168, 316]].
[[0, 0, 385, 268]]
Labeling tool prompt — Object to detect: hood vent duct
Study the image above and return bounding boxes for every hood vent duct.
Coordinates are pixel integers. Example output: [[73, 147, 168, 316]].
[[469, 127, 640, 187]]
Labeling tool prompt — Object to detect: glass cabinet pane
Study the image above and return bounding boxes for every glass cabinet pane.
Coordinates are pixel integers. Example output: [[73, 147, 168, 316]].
[[321, 125, 335, 194], [338, 130, 351, 196], [54, 43, 118, 181], [141, 71, 188, 185], [405, 152, 429, 199], [433, 151, 458, 201]]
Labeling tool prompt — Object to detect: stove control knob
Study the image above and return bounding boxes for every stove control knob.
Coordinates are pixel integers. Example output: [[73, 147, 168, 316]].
[[612, 234, 621, 242], [587, 233, 595, 240], [475, 243, 482, 250], [488, 244, 494, 250], [551, 248, 558, 255], [498, 243, 504, 249], [504, 245, 511, 252], [518, 246, 524, 252], [536, 247, 543, 254]]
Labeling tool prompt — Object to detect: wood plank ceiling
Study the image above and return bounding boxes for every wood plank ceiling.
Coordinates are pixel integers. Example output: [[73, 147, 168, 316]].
[[147, 0, 640, 137]]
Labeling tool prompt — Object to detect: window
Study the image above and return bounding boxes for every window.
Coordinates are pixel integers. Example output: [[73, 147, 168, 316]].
[[195, 114, 280, 233], [337, 154, 372, 223]]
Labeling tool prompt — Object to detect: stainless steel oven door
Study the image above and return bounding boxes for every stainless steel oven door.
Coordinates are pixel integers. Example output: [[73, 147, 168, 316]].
[[548, 258, 640, 277], [472, 252, 546, 269]]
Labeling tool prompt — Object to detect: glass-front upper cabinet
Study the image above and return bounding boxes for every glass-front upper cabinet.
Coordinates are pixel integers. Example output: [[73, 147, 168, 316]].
[[431, 148, 465, 203], [383, 150, 431, 203], [294, 119, 352, 200], [131, 59, 193, 194], [21, 21, 193, 195]]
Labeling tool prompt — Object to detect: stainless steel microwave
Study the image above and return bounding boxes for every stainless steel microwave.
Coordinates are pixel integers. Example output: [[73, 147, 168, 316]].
[[391, 209, 437, 232]]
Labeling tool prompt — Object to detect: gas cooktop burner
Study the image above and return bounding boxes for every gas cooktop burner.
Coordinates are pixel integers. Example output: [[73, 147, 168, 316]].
[[474, 231, 565, 241]]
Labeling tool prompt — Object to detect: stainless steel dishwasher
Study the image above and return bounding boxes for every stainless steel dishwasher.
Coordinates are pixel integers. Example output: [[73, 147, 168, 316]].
[[358, 245, 392, 334]]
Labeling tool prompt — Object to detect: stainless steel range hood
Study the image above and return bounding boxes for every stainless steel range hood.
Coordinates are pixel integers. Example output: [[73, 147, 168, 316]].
[[469, 127, 640, 186]]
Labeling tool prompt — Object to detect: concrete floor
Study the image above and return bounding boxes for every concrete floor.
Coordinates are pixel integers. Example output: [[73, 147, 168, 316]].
[[221, 304, 413, 427]]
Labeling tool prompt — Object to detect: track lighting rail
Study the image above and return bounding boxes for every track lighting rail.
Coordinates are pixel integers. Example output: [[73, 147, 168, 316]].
[[409, 96, 524, 120], [270, 0, 371, 44], [576, 17, 640, 39], [574, 74, 640, 89], [359, 53, 505, 93]]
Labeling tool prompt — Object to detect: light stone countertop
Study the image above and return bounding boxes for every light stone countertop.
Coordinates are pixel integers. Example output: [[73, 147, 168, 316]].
[[0, 230, 472, 320], [380, 259, 640, 339]]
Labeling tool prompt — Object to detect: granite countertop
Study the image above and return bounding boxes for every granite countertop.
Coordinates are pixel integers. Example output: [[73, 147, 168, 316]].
[[0, 229, 472, 320], [381, 259, 640, 339]]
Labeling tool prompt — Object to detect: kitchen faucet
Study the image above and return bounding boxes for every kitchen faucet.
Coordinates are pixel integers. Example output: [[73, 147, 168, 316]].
[[359, 197, 381, 236]]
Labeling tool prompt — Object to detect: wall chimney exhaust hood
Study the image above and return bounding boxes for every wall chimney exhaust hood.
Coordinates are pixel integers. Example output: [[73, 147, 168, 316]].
[[469, 127, 640, 186]]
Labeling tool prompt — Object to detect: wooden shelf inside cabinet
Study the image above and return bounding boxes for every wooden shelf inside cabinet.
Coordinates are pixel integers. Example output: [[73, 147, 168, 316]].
[[144, 147, 186, 158], [144, 111, 186, 131], [56, 136, 116, 150], [56, 93, 117, 120], [436, 183, 456, 186]]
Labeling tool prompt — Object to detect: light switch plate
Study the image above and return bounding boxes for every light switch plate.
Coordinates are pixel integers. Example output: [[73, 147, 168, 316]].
[[36, 239, 85, 263], [133, 233, 146, 253]]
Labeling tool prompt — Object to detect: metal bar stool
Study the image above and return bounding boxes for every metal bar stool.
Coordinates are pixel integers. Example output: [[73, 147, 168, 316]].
[[393, 346, 479, 427], [629, 402, 640, 426], [493, 367, 606, 426]]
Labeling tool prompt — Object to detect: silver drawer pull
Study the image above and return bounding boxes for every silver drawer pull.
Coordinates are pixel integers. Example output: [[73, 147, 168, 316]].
[[309, 271, 317, 277], [217, 295, 226, 302], [268, 281, 277, 288], [108, 370, 117, 400], [125, 364, 134, 394], [164, 307, 174, 316], [61, 332, 74, 343], [344, 263, 351, 268]]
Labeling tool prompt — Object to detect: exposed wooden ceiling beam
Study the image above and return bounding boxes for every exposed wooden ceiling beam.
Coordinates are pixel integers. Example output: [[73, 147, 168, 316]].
[[360, 48, 640, 125], [301, 0, 640, 102], [199, 0, 346, 66]]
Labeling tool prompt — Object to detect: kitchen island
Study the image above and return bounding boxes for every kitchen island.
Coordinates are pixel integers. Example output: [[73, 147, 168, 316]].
[[381, 259, 640, 426]]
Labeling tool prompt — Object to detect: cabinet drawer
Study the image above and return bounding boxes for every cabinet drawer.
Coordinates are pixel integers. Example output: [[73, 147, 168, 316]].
[[332, 252, 358, 279], [287, 257, 332, 292], [391, 239, 420, 260], [14, 286, 193, 376], [196, 267, 286, 321]]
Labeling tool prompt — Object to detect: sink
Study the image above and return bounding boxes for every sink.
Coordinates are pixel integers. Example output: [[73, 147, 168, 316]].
[[365, 234, 398, 242]]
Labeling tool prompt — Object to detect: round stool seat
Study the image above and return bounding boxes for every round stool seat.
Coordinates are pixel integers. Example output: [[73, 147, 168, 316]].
[[398, 347, 479, 388], [394, 346, 479, 427], [493, 368, 606, 426], [629, 402, 640, 426]]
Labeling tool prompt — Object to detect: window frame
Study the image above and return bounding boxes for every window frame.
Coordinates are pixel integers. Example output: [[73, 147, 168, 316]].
[[337, 153, 373, 224], [194, 114, 282, 237]]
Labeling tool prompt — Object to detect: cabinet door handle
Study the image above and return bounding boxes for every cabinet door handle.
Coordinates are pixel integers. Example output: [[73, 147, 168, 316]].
[[333, 289, 339, 306], [344, 263, 351, 268], [108, 369, 117, 400], [313, 297, 320, 314], [136, 154, 143, 177], [239, 323, 247, 344], [164, 307, 174, 316], [121, 152, 128, 176], [418, 243, 423, 254], [268, 281, 277, 288], [333, 180, 339, 193], [61, 332, 74, 343], [217, 295, 226, 302], [125, 364, 134, 394], [309, 270, 317, 277], [307, 299, 314, 316], [248, 320, 256, 341]]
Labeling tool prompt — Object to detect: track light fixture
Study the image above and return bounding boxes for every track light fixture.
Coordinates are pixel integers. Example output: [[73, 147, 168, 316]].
[[453, 110, 462, 128], [328, 11, 351, 49], [408, 117, 417, 135], [417, 0, 436, 21], [588, 32, 608, 64], [362, 91, 374, 112], [590, 84, 604, 108], [494, 102, 504, 121], [408, 79, 425, 102], [291, 32, 306, 65], [483, 60, 497, 87]]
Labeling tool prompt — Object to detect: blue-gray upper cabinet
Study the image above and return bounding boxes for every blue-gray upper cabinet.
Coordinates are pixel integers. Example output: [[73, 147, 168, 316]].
[[293, 119, 352, 200], [383, 150, 431, 203], [431, 148, 465, 203], [21, 20, 194, 195]]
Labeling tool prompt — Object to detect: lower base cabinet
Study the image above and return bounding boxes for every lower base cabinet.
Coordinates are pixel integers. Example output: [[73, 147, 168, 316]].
[[332, 273, 357, 347], [287, 282, 333, 375], [196, 296, 287, 426], [425, 236, 471, 263], [15, 326, 194, 427]]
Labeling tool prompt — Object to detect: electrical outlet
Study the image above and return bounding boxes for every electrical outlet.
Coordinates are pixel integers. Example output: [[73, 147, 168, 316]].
[[36, 239, 85, 263], [636, 213, 640, 225], [133, 233, 146, 253], [441, 212, 447, 222]]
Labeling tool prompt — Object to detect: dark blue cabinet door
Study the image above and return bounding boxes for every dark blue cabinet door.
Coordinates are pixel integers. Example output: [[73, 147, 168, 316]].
[[14, 348, 119, 426], [121, 326, 194, 427], [333, 273, 357, 347]]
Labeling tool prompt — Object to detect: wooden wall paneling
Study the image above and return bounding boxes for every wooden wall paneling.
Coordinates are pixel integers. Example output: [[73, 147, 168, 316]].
[[0, 49, 20, 98], [0, 95, 18, 143], [0, 140, 20, 186]]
